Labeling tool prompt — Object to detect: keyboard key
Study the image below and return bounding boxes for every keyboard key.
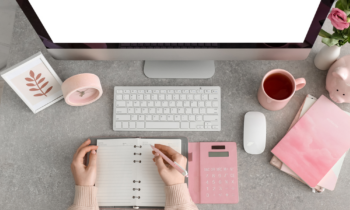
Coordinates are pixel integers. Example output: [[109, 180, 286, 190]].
[[173, 94, 180, 100], [137, 94, 144, 100], [212, 101, 219, 107], [137, 122, 145, 128], [115, 122, 122, 128], [178, 108, 185, 113], [196, 115, 203, 121], [194, 95, 201, 100], [212, 90, 219, 94], [124, 90, 130, 93], [135, 108, 141, 113], [206, 101, 212, 107], [149, 108, 156, 113], [169, 101, 176, 107], [184, 101, 190, 107], [138, 90, 144, 93], [164, 108, 170, 114], [116, 94, 123, 100], [145, 94, 151, 100], [116, 90, 123, 93], [131, 115, 137, 120], [193, 108, 199, 114], [115, 101, 126, 107], [138, 115, 145, 120], [186, 108, 192, 114], [131, 90, 137, 93], [160, 115, 167, 121], [175, 90, 181, 93], [181, 122, 190, 128], [204, 115, 219, 121], [128, 108, 134, 113], [183, 90, 189, 93], [142, 108, 148, 114], [166, 94, 172, 100], [174, 115, 180, 121], [182, 115, 188, 121], [156, 108, 163, 114], [180, 94, 186, 100], [116, 108, 127, 113], [159, 94, 165, 100], [200, 108, 206, 114], [147, 101, 154, 107], [187, 95, 194, 100], [171, 108, 177, 114], [140, 101, 147, 107], [115, 115, 130, 121], [160, 90, 166, 93], [123, 122, 128, 128], [167, 115, 174, 121], [191, 101, 198, 107], [133, 101, 140, 107], [162, 101, 169, 107], [168, 90, 174, 93], [209, 94, 219, 100], [130, 122, 136, 128], [130, 94, 137, 100], [207, 108, 219, 114], [155, 101, 161, 107], [198, 101, 205, 107], [202, 94, 209, 100], [146, 115, 152, 121], [190, 90, 196, 93], [126, 101, 133, 107], [153, 115, 160, 121], [176, 101, 183, 107], [146, 122, 180, 129], [153, 90, 159, 93], [205, 90, 211, 94], [197, 89, 204, 93], [152, 94, 158, 100], [146, 90, 152, 93]]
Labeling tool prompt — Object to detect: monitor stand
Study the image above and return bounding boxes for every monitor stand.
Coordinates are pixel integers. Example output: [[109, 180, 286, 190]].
[[144, 61, 215, 78]]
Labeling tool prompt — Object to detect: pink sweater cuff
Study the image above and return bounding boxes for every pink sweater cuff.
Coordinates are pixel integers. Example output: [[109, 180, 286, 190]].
[[165, 183, 193, 206], [73, 185, 98, 207]]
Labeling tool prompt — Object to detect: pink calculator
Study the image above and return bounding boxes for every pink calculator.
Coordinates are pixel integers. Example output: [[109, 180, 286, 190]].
[[188, 142, 239, 204]]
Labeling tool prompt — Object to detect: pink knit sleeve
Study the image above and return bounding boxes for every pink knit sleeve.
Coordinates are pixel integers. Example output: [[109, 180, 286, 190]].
[[164, 184, 198, 210], [67, 186, 99, 210]]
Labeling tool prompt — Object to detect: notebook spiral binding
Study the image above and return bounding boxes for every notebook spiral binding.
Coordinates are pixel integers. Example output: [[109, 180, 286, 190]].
[[134, 145, 142, 148], [134, 153, 142, 155], [133, 180, 141, 183], [133, 188, 141, 191], [132, 196, 141, 199], [133, 160, 142, 163]]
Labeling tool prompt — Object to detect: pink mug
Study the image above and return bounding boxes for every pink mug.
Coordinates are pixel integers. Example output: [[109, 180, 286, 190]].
[[258, 69, 306, 111]]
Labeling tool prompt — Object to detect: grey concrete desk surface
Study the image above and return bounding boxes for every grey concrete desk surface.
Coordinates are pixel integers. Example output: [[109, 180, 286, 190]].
[[1, 8, 350, 210]]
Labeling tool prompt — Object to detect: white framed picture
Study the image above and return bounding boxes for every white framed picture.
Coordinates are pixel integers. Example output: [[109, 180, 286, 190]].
[[0, 52, 63, 113]]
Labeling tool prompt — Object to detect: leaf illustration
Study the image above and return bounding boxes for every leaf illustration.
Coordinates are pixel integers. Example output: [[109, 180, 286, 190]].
[[45, 86, 53, 94], [38, 77, 45, 84], [25, 70, 50, 97], [41, 81, 48, 89], [25, 78, 34, 81], [30, 70, 35, 78]]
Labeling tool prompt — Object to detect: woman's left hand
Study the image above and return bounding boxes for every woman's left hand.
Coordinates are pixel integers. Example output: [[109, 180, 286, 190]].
[[70, 139, 99, 186]]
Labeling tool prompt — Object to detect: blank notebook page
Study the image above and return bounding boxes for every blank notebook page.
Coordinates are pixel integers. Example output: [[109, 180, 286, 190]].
[[96, 138, 181, 207]]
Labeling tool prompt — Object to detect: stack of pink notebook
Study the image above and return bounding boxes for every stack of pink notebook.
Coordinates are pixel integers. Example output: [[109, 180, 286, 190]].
[[271, 95, 350, 190]]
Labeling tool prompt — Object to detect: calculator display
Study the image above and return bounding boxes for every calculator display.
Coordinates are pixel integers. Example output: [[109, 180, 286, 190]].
[[209, 152, 229, 157]]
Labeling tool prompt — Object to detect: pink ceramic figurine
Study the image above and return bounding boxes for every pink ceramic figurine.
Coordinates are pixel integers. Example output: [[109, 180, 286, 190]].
[[326, 55, 350, 103]]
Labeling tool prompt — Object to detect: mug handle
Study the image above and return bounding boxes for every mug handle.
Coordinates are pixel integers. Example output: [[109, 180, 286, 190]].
[[295, 78, 306, 91]]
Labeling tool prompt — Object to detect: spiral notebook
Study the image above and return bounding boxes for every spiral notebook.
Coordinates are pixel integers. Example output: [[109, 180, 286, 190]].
[[90, 137, 188, 209]]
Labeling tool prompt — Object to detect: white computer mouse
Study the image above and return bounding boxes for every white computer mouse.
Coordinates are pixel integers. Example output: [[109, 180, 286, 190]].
[[244, 111, 266, 154]]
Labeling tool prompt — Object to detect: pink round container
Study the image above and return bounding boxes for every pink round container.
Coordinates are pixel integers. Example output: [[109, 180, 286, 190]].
[[61, 73, 103, 106]]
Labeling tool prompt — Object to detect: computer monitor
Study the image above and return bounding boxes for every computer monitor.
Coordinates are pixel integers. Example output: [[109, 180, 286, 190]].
[[17, 0, 333, 78]]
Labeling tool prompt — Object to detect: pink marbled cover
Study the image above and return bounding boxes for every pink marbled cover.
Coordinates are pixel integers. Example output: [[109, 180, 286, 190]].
[[271, 95, 350, 188]]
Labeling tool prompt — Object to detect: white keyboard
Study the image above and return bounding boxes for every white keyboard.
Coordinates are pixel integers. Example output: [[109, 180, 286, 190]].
[[113, 86, 221, 131]]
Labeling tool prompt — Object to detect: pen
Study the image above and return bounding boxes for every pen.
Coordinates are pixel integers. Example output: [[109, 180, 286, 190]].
[[150, 145, 188, 177]]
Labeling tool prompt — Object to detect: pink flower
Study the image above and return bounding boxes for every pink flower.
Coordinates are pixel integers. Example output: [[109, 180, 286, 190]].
[[328, 8, 349, 30]]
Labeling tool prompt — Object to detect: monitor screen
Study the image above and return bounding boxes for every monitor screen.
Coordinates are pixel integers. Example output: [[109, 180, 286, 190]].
[[29, 0, 321, 43]]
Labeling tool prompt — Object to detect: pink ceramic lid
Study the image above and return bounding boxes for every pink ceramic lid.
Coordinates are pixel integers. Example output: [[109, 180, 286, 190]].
[[61, 73, 103, 106]]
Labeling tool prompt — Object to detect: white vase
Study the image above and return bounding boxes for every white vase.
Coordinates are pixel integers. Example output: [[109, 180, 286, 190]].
[[314, 45, 341, 70]]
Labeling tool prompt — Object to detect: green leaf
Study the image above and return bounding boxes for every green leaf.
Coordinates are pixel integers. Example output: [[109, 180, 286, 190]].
[[319, 29, 332, 38], [336, 1, 345, 10], [322, 38, 339, 47], [332, 33, 345, 40], [342, 0, 348, 10], [344, 9, 350, 15]]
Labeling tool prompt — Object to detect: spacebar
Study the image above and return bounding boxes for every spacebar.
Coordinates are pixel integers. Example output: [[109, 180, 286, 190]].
[[146, 122, 180, 129]]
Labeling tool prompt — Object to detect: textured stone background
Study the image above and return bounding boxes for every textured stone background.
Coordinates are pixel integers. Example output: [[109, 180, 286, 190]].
[[1, 4, 350, 210]]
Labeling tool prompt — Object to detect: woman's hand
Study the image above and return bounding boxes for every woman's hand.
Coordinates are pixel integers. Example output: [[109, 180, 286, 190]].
[[152, 144, 187, 186], [71, 139, 98, 186]]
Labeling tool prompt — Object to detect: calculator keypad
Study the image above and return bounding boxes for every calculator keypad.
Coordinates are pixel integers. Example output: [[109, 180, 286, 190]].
[[201, 167, 238, 203]]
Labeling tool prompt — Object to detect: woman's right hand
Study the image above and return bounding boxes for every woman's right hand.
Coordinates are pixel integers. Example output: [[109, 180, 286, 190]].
[[152, 144, 187, 186]]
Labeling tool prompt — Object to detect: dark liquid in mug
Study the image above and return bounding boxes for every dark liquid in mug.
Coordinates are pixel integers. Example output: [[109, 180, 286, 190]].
[[263, 73, 294, 100]]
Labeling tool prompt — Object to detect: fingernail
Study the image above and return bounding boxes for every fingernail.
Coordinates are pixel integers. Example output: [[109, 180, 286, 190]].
[[155, 152, 159, 156], [92, 150, 96, 154]]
